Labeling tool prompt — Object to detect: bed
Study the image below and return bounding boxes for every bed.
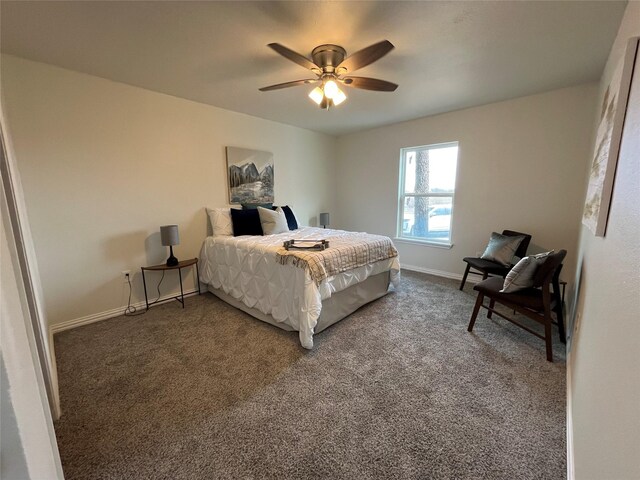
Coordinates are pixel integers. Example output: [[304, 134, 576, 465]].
[[199, 226, 401, 348]]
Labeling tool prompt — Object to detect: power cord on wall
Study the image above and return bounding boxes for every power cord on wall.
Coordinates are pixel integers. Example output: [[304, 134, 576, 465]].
[[124, 273, 145, 316], [146, 270, 166, 308], [124, 270, 167, 316]]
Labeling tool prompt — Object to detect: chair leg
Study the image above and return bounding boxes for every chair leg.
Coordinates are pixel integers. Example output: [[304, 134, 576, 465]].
[[544, 312, 554, 362], [467, 292, 485, 332], [482, 272, 489, 280], [487, 299, 495, 318], [460, 264, 471, 291]]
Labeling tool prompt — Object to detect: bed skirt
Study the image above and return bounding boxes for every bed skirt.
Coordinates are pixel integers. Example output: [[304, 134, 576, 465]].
[[207, 270, 392, 335]]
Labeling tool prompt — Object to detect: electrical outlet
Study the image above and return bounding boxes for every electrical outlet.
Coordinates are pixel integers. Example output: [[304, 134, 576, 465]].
[[574, 310, 582, 333], [121, 270, 131, 283]]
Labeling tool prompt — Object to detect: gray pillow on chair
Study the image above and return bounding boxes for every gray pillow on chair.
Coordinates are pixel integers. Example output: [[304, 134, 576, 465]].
[[500, 251, 554, 293], [480, 232, 525, 267]]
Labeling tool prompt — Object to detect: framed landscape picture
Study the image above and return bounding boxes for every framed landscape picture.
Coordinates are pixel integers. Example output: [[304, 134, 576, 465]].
[[582, 38, 638, 236], [226, 147, 274, 204]]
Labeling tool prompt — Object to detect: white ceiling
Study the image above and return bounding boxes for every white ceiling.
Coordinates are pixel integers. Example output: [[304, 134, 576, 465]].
[[0, 1, 627, 135]]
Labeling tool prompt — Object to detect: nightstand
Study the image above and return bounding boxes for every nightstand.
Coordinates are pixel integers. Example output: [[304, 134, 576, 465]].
[[141, 258, 201, 310]]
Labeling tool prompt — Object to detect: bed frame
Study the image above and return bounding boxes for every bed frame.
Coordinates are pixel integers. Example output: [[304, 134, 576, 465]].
[[208, 270, 392, 334]]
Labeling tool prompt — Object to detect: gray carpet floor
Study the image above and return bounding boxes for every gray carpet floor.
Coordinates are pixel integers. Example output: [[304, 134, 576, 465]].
[[54, 271, 566, 480]]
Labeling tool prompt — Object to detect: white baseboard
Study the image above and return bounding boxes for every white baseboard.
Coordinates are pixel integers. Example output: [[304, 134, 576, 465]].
[[51, 265, 473, 334], [567, 355, 575, 480], [50, 288, 200, 334], [401, 264, 481, 284]]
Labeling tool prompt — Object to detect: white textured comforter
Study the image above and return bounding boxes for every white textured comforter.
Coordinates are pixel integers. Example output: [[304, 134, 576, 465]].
[[199, 227, 401, 348]]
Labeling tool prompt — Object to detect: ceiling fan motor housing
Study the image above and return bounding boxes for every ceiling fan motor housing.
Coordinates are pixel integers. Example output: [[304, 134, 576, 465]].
[[311, 44, 347, 73]]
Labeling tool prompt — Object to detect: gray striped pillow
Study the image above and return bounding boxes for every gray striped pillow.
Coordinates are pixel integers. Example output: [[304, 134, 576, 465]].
[[501, 251, 554, 293]]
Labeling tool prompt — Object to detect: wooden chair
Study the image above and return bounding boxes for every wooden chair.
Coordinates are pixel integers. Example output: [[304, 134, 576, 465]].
[[467, 250, 566, 362], [459, 230, 532, 291]]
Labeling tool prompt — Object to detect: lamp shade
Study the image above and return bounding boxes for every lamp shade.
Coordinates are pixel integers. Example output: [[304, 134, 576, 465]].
[[160, 225, 180, 246], [319, 213, 330, 227]]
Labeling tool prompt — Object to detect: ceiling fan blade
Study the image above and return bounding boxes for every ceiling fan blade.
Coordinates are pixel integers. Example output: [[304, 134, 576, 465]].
[[267, 43, 321, 72], [336, 40, 394, 73], [341, 76, 398, 92], [259, 79, 319, 92]]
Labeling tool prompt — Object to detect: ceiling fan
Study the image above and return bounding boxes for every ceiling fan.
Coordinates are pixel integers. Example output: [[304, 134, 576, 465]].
[[259, 40, 398, 109]]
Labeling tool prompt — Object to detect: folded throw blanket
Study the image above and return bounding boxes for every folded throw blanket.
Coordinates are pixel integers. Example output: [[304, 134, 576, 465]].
[[276, 232, 398, 285]]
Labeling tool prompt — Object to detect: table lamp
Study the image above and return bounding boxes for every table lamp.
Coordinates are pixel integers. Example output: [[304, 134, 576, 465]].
[[319, 212, 330, 229], [160, 225, 179, 266]]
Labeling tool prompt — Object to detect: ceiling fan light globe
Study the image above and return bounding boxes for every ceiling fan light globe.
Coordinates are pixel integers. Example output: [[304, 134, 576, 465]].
[[332, 88, 347, 106], [323, 79, 339, 99], [309, 87, 324, 105]]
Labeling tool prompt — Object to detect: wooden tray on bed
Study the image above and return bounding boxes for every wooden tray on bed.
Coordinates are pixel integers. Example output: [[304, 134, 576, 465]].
[[283, 239, 330, 251]]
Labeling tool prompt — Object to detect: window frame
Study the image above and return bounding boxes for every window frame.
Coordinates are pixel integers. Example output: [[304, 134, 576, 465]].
[[396, 141, 459, 248]]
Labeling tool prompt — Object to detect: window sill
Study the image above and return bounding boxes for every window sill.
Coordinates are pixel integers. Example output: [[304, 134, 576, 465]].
[[393, 237, 453, 249]]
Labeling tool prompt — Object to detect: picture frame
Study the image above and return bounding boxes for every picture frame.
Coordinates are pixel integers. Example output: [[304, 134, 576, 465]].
[[226, 147, 274, 204], [582, 38, 638, 236]]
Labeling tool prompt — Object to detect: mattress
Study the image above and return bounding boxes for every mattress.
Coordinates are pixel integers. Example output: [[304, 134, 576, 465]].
[[199, 227, 401, 348]]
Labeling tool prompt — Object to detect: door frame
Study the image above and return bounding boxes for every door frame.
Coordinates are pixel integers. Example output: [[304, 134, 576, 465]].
[[1, 103, 63, 478]]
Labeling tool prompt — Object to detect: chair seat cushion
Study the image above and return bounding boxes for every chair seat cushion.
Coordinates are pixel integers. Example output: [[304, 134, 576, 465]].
[[473, 276, 547, 311], [463, 257, 511, 275]]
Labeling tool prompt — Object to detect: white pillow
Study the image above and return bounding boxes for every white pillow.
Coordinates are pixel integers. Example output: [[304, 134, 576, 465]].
[[500, 250, 554, 293], [257, 206, 289, 235], [206, 207, 238, 237]]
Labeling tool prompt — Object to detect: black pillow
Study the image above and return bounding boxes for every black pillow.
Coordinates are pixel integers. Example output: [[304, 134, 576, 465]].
[[277, 205, 298, 230], [230, 208, 263, 236]]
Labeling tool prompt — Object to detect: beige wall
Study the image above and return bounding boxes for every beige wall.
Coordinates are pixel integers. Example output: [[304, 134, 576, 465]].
[[335, 84, 597, 288], [569, 2, 640, 478], [1, 55, 336, 327]]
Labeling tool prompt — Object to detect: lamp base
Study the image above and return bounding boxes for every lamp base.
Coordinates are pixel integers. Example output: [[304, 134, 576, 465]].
[[166, 245, 178, 266]]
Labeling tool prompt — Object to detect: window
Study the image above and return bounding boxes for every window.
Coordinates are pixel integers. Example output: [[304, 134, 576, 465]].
[[397, 142, 459, 246]]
